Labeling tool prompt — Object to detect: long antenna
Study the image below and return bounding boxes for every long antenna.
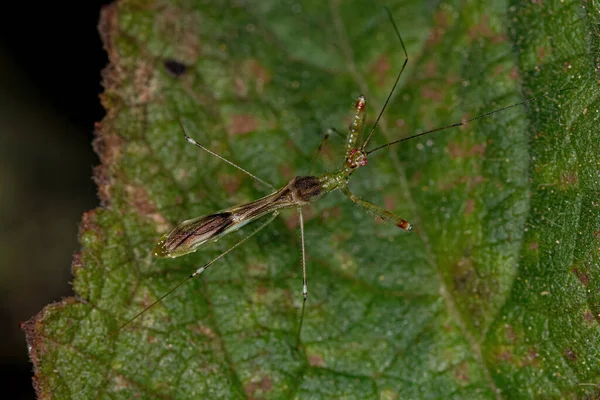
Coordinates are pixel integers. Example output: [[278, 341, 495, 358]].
[[366, 88, 574, 156], [361, 7, 408, 150]]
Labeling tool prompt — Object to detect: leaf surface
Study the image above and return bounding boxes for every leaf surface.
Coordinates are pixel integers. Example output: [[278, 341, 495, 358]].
[[24, 0, 600, 398]]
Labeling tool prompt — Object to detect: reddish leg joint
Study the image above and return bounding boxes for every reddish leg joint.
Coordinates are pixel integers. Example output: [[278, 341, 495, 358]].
[[397, 220, 413, 231], [355, 95, 366, 111]]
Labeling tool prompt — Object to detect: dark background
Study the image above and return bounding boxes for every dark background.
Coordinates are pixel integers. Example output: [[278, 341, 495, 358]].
[[0, 2, 111, 398]]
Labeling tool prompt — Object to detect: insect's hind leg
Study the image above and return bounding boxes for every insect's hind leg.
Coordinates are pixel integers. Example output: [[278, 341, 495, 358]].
[[295, 207, 308, 349], [179, 121, 275, 191], [341, 187, 413, 231]]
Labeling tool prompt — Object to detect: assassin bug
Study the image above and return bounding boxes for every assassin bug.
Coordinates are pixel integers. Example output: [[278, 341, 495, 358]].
[[109, 9, 570, 346]]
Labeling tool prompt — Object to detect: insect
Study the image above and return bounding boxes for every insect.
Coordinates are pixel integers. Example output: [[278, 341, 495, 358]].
[[110, 9, 570, 345]]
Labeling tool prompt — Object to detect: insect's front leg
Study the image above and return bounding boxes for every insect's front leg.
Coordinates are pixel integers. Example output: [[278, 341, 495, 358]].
[[341, 187, 413, 231]]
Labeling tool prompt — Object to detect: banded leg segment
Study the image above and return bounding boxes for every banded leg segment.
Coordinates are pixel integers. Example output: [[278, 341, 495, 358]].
[[341, 187, 412, 231], [295, 207, 307, 349], [345, 96, 367, 159]]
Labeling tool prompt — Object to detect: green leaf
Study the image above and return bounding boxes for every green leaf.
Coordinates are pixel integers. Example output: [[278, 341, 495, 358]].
[[24, 0, 600, 398]]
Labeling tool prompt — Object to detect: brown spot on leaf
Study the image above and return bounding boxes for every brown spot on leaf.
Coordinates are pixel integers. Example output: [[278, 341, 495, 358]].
[[234, 77, 248, 97], [560, 171, 578, 186], [584, 309, 595, 325], [384, 195, 396, 211], [244, 377, 273, 399], [228, 114, 259, 135], [113, 375, 130, 391], [565, 347, 577, 361], [437, 175, 485, 192], [421, 86, 442, 102], [444, 73, 460, 85], [536, 46, 547, 62], [493, 65, 504, 77], [370, 55, 391, 87], [256, 285, 268, 295], [468, 16, 506, 43], [146, 335, 157, 344], [133, 60, 158, 103], [523, 348, 541, 368], [308, 354, 325, 367], [426, 9, 449, 45], [284, 209, 299, 230], [125, 185, 170, 232], [320, 206, 341, 222], [467, 175, 485, 189], [234, 59, 271, 97], [464, 198, 475, 216], [279, 163, 294, 180], [411, 170, 423, 184], [529, 242, 539, 250], [505, 324, 517, 343], [497, 349, 513, 362], [509, 67, 520, 81], [189, 324, 216, 338], [469, 143, 486, 156], [249, 60, 271, 89], [447, 142, 486, 158], [423, 61, 438, 78], [248, 263, 267, 275], [572, 267, 589, 286], [155, 5, 203, 61], [454, 362, 470, 383], [218, 173, 242, 196], [318, 141, 335, 161], [283, 205, 314, 230]]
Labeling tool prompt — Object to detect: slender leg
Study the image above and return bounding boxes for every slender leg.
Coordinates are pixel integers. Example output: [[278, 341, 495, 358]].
[[308, 127, 345, 174], [341, 187, 413, 231], [108, 211, 279, 338], [179, 120, 275, 191], [295, 207, 307, 349]]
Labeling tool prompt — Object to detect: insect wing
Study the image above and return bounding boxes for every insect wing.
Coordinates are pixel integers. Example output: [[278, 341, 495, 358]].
[[153, 212, 233, 258]]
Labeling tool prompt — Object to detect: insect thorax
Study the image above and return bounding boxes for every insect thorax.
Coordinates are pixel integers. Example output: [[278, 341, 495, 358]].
[[288, 175, 324, 204]]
